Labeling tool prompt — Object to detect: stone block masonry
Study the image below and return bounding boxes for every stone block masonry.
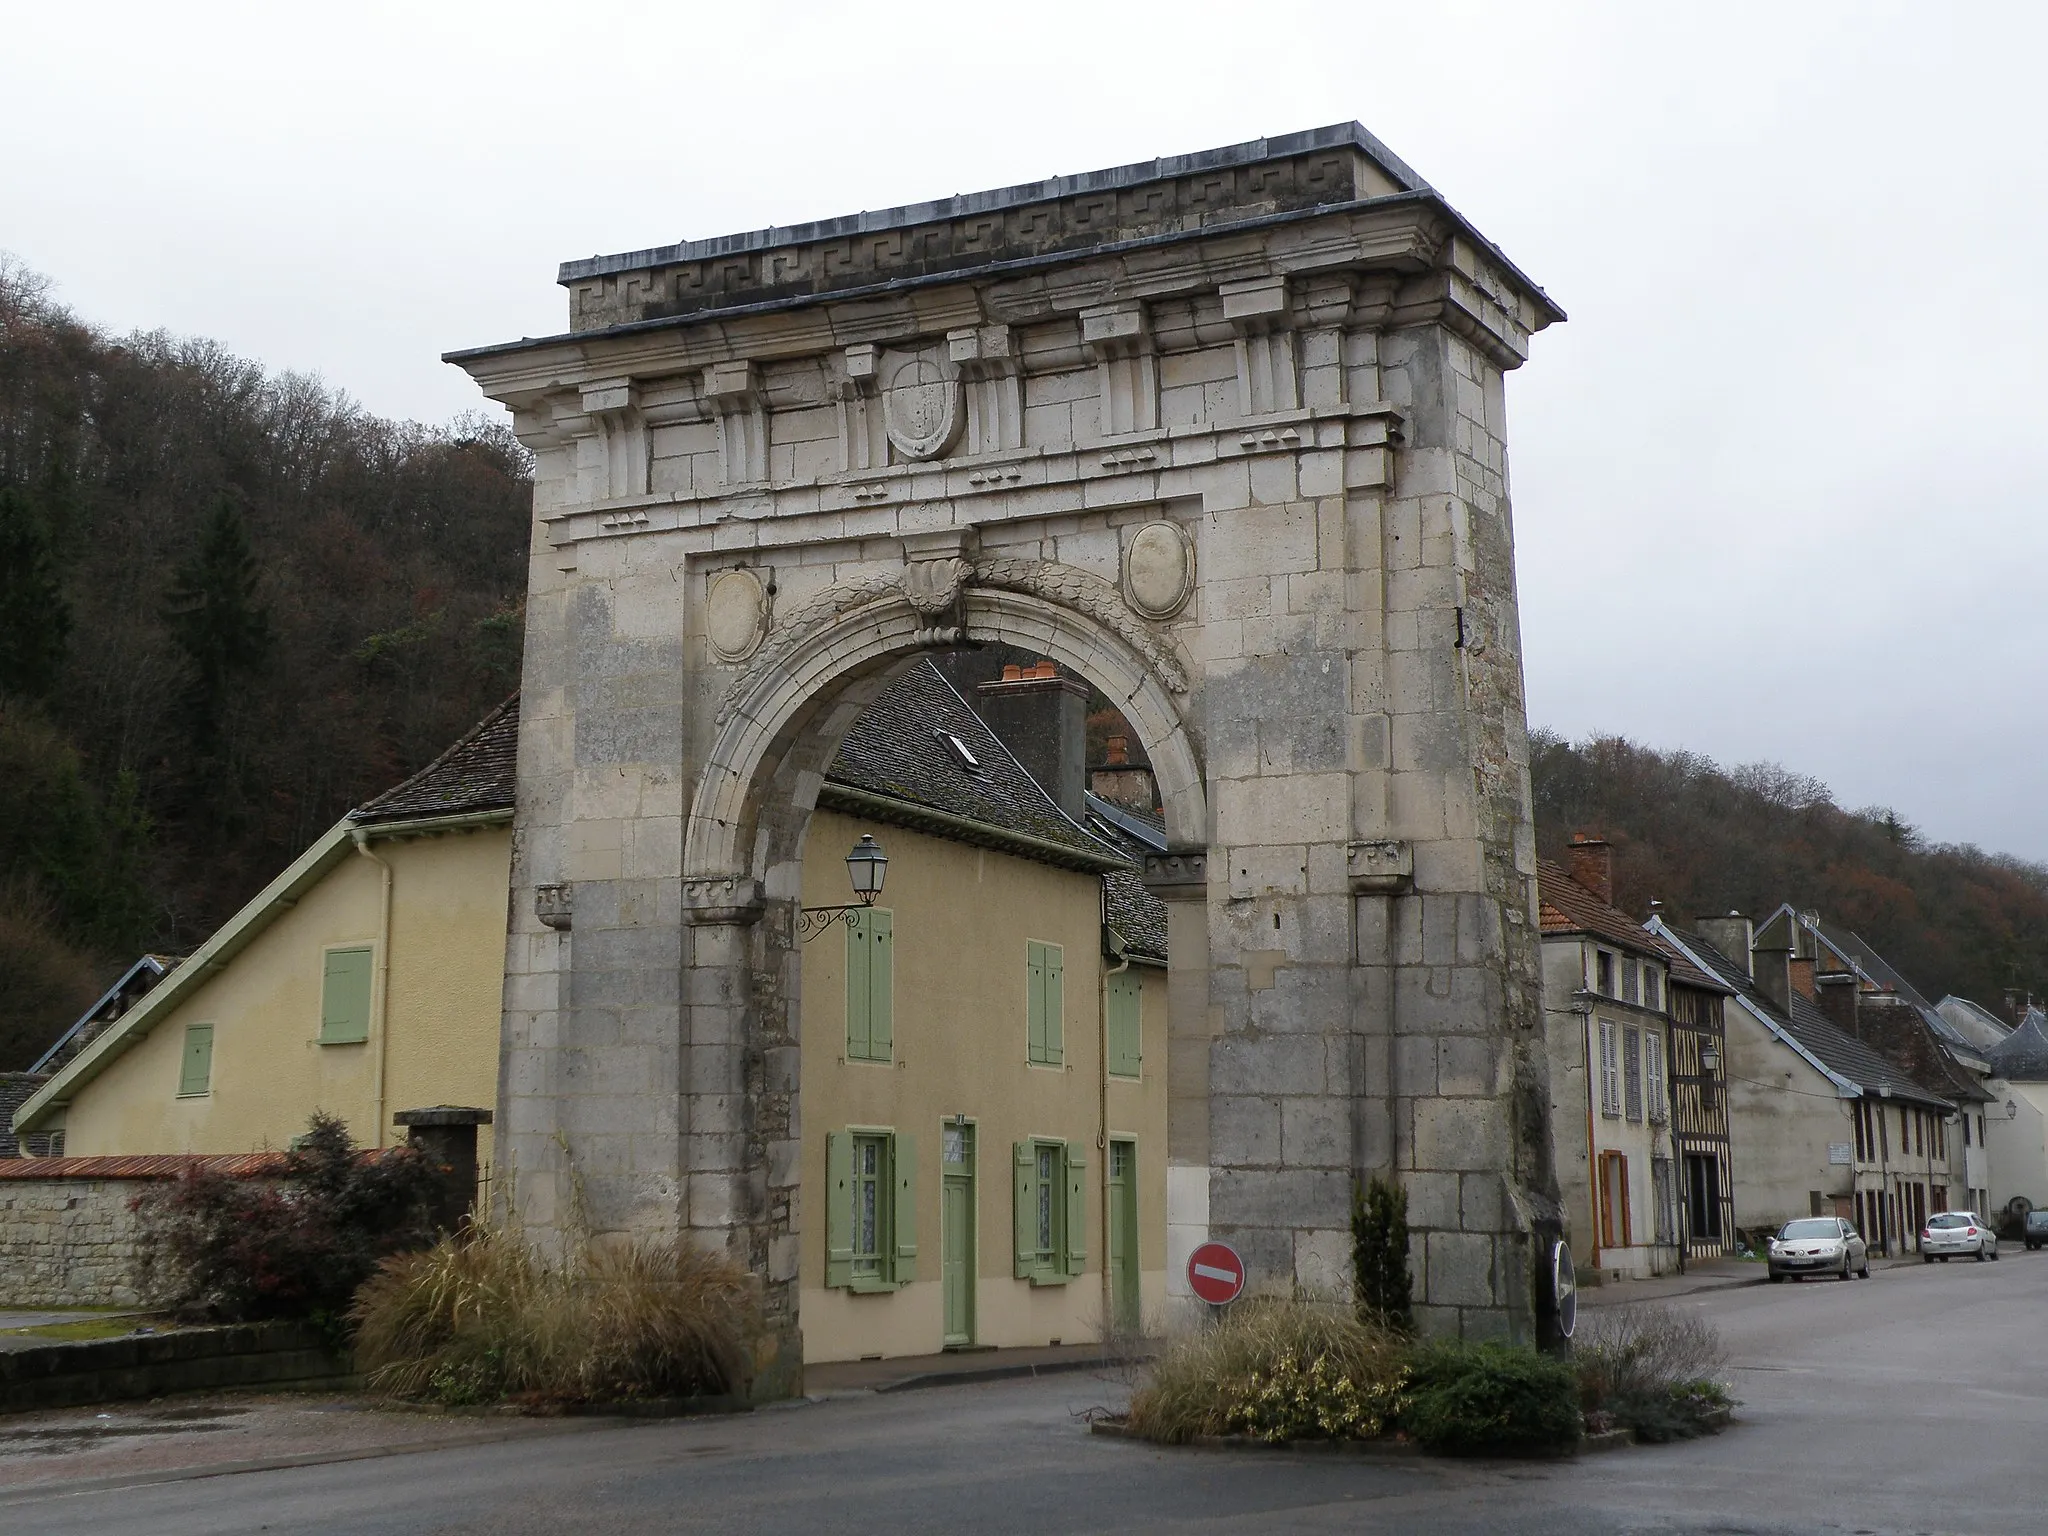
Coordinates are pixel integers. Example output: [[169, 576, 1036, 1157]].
[[449, 122, 1567, 1360]]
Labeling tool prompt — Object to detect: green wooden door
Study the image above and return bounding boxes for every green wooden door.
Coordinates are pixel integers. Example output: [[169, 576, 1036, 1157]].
[[1108, 1139, 1138, 1334], [942, 1123, 976, 1347]]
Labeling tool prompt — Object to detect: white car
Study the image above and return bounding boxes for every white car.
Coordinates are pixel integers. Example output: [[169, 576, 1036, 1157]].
[[1767, 1217, 1870, 1282], [1921, 1211, 1999, 1262]]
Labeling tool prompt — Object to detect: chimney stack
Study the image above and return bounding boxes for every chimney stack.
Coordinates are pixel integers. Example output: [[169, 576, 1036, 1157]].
[[1754, 939, 1794, 1013], [1567, 834, 1613, 904], [1789, 956, 1817, 1001], [1089, 732, 1159, 816], [975, 659, 1090, 819], [1695, 912, 1755, 978], [1815, 971, 1861, 1037]]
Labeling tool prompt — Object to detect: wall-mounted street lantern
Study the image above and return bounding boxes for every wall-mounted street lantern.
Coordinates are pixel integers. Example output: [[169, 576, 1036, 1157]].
[[798, 834, 889, 942], [1699, 1041, 1722, 1074]]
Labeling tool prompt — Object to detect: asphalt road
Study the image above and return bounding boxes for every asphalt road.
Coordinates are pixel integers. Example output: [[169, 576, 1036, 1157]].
[[7, 1250, 2043, 1534]]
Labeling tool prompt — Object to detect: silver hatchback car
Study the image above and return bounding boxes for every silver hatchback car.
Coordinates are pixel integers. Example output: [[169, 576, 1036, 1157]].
[[1921, 1210, 1999, 1262], [1767, 1217, 1870, 1282]]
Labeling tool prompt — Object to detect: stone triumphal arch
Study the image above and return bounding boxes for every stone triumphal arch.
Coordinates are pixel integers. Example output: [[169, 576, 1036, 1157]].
[[451, 124, 1566, 1383]]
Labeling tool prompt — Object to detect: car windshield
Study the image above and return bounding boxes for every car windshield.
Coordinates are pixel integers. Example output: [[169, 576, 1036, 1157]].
[[1779, 1220, 1838, 1239], [1928, 1213, 1974, 1229], [2028, 1212, 2048, 1227]]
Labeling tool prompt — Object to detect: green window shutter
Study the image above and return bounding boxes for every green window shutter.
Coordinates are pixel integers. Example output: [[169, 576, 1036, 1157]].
[[178, 1023, 213, 1097], [891, 1131, 917, 1283], [1108, 971, 1141, 1078], [1044, 944, 1064, 1066], [1062, 1143, 1088, 1275], [1013, 1140, 1037, 1278], [1026, 942, 1048, 1063], [320, 947, 373, 1044], [825, 1131, 853, 1288], [846, 914, 872, 1059], [868, 908, 893, 1060]]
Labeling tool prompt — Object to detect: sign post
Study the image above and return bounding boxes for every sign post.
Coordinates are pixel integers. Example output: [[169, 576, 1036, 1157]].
[[1186, 1240, 1245, 1316]]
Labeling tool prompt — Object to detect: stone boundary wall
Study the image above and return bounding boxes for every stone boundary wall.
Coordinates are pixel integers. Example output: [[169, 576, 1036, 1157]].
[[0, 1321, 349, 1414], [0, 1154, 286, 1309]]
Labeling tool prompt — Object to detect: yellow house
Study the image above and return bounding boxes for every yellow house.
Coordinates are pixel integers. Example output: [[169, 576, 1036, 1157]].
[[12, 661, 1172, 1363], [10, 702, 519, 1165]]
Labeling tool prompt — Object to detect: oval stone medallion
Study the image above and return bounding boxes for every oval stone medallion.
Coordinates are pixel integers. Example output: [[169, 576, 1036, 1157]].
[[705, 568, 766, 661], [1123, 521, 1193, 619]]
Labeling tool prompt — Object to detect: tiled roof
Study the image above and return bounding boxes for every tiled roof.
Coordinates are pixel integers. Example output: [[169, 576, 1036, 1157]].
[[0, 1151, 289, 1180], [352, 695, 519, 825], [825, 661, 1131, 873], [0, 1074, 51, 1158], [1936, 996, 2013, 1053], [1989, 1009, 2048, 1082], [1537, 861, 1724, 992], [1670, 925, 1955, 1109]]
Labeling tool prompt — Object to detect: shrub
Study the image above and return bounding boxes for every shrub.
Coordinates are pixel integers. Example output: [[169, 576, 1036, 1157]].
[[1351, 1177, 1413, 1333], [351, 1225, 760, 1406], [134, 1112, 457, 1325], [1125, 1299, 1408, 1445], [1574, 1304, 1732, 1442], [1400, 1339, 1582, 1456]]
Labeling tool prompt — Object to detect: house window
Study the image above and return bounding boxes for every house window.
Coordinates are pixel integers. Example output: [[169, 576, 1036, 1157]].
[[1622, 958, 1640, 1006], [177, 1022, 214, 1098], [320, 946, 374, 1044], [1854, 1101, 1868, 1163], [1596, 950, 1614, 996], [825, 1129, 917, 1291], [1623, 1027, 1643, 1122], [1913, 1111, 1924, 1158], [1644, 1032, 1667, 1123], [1026, 940, 1065, 1066], [1644, 968, 1663, 1012], [1652, 1157, 1677, 1244], [1013, 1138, 1086, 1284], [1598, 1020, 1621, 1117], [1598, 1151, 1632, 1249], [845, 907, 894, 1062], [1962, 1115, 1971, 1147], [1106, 968, 1141, 1079]]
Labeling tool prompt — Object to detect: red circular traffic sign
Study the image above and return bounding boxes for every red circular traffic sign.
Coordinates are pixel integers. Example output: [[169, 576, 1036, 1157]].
[[1187, 1240, 1245, 1305]]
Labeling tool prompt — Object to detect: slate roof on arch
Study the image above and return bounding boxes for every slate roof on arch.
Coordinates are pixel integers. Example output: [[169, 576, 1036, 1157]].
[[1988, 1008, 2048, 1082], [351, 695, 519, 826]]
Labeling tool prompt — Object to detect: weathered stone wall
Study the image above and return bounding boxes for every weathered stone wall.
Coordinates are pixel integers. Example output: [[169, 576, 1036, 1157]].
[[0, 1177, 152, 1308], [452, 124, 1565, 1356]]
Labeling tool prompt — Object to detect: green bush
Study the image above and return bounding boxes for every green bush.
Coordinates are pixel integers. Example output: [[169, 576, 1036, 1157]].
[[351, 1224, 760, 1406], [1400, 1339, 1582, 1456], [1351, 1177, 1413, 1332], [1125, 1299, 1408, 1445]]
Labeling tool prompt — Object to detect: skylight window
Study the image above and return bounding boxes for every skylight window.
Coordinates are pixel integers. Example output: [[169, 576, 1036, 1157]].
[[938, 732, 982, 773]]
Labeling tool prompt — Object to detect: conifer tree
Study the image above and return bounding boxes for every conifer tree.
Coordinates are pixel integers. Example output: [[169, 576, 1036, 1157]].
[[163, 499, 272, 759], [0, 484, 71, 700]]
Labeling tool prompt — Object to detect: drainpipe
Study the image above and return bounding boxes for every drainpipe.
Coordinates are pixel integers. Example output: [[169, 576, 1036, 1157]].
[[352, 832, 394, 1150], [1099, 909, 1129, 1335], [1877, 1091, 1892, 1255], [1572, 991, 1599, 1271]]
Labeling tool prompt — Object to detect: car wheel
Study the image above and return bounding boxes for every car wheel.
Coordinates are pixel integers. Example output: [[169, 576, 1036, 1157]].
[[1975, 1246, 1988, 1262], [1768, 1271, 1784, 1283], [1991, 1246, 2000, 1261], [1924, 1254, 1934, 1264], [1859, 1258, 1871, 1279], [1839, 1259, 1852, 1281]]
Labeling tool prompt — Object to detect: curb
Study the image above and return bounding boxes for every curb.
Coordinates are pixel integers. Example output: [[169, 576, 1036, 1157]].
[[1088, 1420, 1423, 1456], [873, 1354, 1149, 1394]]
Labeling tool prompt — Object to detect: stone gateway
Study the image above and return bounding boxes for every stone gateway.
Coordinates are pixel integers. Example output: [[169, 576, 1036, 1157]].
[[448, 123, 1567, 1388]]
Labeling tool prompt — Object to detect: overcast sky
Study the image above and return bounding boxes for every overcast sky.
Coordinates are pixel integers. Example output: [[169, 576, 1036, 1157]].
[[5, 1, 2044, 855]]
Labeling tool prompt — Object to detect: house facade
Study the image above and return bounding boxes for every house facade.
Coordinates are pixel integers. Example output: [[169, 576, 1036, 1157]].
[[1654, 914, 1957, 1253], [1982, 1009, 2048, 1219], [1540, 840, 1705, 1280]]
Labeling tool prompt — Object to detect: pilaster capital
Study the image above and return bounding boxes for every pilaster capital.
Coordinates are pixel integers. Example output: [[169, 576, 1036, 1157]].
[[1348, 840, 1414, 896], [682, 875, 767, 925], [1140, 847, 1209, 901]]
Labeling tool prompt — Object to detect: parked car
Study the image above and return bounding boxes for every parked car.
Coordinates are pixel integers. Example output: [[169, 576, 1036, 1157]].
[[1767, 1217, 1869, 1282], [2025, 1210, 2048, 1251], [1921, 1211, 1998, 1262]]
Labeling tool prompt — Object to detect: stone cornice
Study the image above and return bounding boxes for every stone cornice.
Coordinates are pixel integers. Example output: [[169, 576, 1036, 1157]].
[[447, 195, 1560, 397]]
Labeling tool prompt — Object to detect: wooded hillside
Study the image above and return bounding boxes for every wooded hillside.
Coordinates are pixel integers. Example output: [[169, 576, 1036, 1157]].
[[0, 262, 531, 1068], [1532, 731, 2048, 1013]]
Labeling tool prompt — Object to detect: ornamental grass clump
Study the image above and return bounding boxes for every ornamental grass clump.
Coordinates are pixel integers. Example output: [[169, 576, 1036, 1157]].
[[350, 1225, 759, 1406], [1573, 1304, 1734, 1443], [1124, 1299, 1409, 1445]]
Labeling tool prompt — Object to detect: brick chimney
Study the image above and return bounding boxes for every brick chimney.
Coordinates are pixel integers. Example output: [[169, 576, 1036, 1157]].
[[1789, 956, 1817, 1001], [975, 659, 1090, 819], [1815, 971, 1861, 1037], [1089, 732, 1159, 816], [1566, 834, 1613, 904], [1695, 912, 1755, 978]]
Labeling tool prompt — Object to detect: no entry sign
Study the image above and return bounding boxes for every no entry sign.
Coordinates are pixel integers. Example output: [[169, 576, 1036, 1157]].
[[1186, 1240, 1245, 1305]]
